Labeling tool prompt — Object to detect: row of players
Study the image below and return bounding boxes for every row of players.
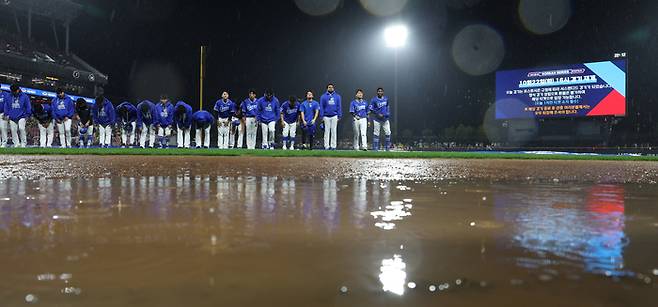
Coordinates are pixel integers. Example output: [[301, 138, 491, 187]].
[[0, 84, 393, 150]]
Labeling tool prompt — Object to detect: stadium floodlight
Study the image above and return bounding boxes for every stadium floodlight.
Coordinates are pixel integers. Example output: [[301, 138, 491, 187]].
[[384, 24, 408, 48]]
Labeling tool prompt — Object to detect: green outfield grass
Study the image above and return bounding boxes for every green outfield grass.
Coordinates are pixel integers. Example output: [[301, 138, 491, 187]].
[[0, 147, 657, 161]]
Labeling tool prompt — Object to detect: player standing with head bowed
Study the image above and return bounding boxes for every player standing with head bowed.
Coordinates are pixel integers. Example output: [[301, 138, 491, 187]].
[[320, 83, 342, 150], [74, 98, 93, 148], [242, 89, 259, 149], [369, 87, 391, 151], [136, 100, 158, 148], [299, 90, 320, 150], [116, 101, 138, 148], [32, 102, 54, 147], [92, 92, 116, 148], [350, 89, 368, 151], [214, 90, 236, 149], [192, 110, 213, 148], [230, 97, 244, 149], [3, 84, 31, 147], [257, 89, 280, 150], [280, 95, 300, 150], [51, 88, 75, 148], [173, 100, 193, 148]]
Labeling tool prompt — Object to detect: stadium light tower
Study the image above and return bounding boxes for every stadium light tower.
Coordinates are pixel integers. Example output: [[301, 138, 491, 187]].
[[383, 24, 408, 139]]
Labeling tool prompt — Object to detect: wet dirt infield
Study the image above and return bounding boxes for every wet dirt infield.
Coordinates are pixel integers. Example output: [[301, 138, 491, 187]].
[[1, 155, 657, 306]]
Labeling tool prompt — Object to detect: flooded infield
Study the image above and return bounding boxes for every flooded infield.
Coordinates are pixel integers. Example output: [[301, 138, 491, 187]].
[[0, 156, 657, 306]]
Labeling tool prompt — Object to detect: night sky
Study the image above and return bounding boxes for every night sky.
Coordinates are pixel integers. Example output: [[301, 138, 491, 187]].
[[20, 0, 658, 135]]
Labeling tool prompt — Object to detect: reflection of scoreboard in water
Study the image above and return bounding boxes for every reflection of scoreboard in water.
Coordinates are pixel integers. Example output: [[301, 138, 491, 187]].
[[494, 58, 628, 145], [493, 184, 628, 276]]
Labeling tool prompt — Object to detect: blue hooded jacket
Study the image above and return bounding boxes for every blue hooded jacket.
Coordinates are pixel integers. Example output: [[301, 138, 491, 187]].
[[320, 91, 342, 118], [174, 101, 193, 129], [93, 98, 116, 126], [4, 91, 32, 121], [241, 98, 259, 117], [155, 101, 174, 127], [117, 102, 138, 123], [256, 96, 280, 123], [192, 110, 214, 129], [369, 95, 390, 121], [136, 100, 158, 127], [51, 95, 75, 120]]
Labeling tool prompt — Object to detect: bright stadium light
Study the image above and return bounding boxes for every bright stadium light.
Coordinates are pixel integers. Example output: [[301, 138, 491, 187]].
[[382, 24, 409, 138], [384, 24, 408, 48]]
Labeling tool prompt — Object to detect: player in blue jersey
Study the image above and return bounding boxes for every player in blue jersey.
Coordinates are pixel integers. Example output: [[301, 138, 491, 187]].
[[320, 83, 342, 150], [75, 98, 93, 147], [350, 89, 369, 151], [192, 110, 213, 148], [213, 91, 236, 149], [92, 93, 116, 148], [280, 95, 300, 150], [155, 94, 174, 148], [4, 84, 32, 147], [257, 89, 280, 149], [230, 98, 244, 149], [299, 90, 320, 150], [137, 100, 158, 148], [241, 89, 259, 149], [33, 102, 54, 147], [51, 88, 75, 148], [174, 101, 193, 148], [369, 87, 391, 151], [116, 101, 138, 147]]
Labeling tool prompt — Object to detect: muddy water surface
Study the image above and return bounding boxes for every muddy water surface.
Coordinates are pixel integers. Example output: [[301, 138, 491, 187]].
[[0, 156, 657, 306]]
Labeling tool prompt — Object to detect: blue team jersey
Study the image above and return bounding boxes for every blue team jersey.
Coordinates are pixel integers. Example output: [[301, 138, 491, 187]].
[[257, 96, 280, 123], [192, 110, 214, 128], [155, 102, 174, 127], [136, 100, 157, 127], [241, 98, 259, 117], [369, 96, 390, 121], [51, 96, 75, 120], [117, 102, 138, 123], [300, 100, 320, 123], [280, 101, 300, 124], [213, 99, 236, 119], [320, 91, 342, 118], [350, 99, 369, 118], [93, 98, 116, 126], [4, 92, 32, 121], [174, 101, 193, 129]]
